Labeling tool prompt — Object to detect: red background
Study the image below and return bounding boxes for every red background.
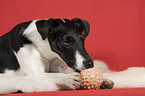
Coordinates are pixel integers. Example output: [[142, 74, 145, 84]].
[[0, 0, 145, 71]]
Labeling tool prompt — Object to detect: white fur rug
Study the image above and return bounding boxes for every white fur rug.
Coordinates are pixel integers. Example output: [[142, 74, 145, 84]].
[[94, 60, 145, 88]]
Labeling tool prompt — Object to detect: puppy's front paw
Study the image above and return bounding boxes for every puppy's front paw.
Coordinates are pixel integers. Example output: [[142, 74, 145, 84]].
[[100, 79, 114, 89], [57, 73, 81, 90]]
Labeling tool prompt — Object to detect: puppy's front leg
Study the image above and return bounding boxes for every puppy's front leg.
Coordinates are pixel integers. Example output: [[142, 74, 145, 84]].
[[45, 58, 82, 90], [43, 72, 81, 90]]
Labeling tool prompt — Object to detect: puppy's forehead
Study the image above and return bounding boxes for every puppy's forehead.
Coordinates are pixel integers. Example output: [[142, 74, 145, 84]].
[[55, 19, 75, 26], [51, 19, 81, 36]]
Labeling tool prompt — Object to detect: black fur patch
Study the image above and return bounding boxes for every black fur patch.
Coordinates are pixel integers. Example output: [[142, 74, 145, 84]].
[[0, 21, 32, 73], [10, 21, 32, 52], [36, 18, 54, 40]]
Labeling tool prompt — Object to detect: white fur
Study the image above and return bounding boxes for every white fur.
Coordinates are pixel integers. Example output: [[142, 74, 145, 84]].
[[1, 58, 145, 94], [14, 44, 45, 77], [93, 60, 145, 89], [75, 50, 85, 70], [0, 72, 81, 94], [61, 19, 66, 23], [0, 75, 59, 94], [103, 67, 145, 88]]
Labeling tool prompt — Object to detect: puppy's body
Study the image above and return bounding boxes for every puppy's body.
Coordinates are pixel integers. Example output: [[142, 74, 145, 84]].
[[0, 18, 94, 94]]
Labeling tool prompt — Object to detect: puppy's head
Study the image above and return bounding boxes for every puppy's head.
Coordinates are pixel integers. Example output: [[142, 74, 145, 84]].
[[36, 18, 94, 72]]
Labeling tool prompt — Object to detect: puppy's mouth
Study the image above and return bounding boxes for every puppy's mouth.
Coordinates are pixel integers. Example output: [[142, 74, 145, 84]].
[[65, 61, 82, 72], [73, 66, 93, 73], [71, 67, 82, 73], [66, 62, 88, 73]]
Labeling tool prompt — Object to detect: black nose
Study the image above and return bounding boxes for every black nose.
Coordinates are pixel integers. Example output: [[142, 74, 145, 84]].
[[83, 61, 94, 69]]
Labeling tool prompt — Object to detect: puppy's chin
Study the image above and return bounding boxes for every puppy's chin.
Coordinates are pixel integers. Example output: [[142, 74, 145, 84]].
[[73, 66, 95, 73], [73, 67, 86, 73], [68, 67, 81, 73], [67, 65, 87, 73]]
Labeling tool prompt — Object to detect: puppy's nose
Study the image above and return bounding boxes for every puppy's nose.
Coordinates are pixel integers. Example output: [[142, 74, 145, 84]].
[[83, 61, 94, 69]]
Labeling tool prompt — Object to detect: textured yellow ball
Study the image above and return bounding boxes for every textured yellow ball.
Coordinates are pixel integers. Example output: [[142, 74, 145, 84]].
[[80, 68, 103, 90]]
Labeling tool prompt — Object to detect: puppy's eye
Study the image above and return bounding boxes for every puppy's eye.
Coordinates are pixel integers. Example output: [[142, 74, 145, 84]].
[[62, 40, 71, 46], [61, 37, 74, 46]]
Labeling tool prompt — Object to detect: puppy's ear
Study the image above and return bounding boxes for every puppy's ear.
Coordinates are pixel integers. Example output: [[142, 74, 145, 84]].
[[36, 18, 54, 40], [72, 18, 90, 38]]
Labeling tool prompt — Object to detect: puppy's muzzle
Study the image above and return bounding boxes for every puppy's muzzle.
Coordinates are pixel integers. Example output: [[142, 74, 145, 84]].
[[83, 60, 94, 69]]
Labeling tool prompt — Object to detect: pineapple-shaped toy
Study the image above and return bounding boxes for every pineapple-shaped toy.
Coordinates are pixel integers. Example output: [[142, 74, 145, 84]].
[[80, 68, 103, 90]]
